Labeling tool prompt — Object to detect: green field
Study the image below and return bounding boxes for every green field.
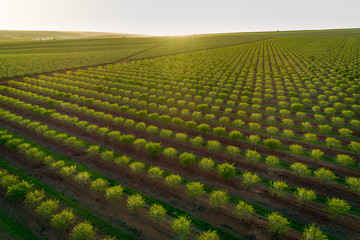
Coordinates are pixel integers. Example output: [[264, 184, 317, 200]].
[[0, 29, 359, 240]]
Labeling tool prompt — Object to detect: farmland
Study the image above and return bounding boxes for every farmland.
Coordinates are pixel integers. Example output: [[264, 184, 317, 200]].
[[0, 29, 359, 240]]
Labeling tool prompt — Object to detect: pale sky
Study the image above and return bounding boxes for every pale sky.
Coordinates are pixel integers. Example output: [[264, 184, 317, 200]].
[[0, 0, 359, 36]]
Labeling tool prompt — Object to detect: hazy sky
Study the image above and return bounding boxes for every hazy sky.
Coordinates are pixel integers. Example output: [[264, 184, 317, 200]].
[[1, 0, 359, 35]]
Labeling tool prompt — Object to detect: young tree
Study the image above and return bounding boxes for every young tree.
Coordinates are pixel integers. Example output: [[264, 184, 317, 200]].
[[36, 199, 59, 219], [147, 167, 164, 180], [171, 216, 191, 239], [302, 223, 328, 240], [242, 172, 260, 187], [290, 162, 311, 177], [70, 221, 96, 240], [185, 182, 205, 198], [345, 177, 360, 193], [127, 194, 145, 213], [179, 152, 196, 167], [149, 204, 166, 223], [233, 200, 254, 221], [326, 198, 351, 218], [217, 162, 236, 180], [294, 188, 316, 204], [270, 181, 288, 197], [267, 212, 291, 237], [265, 156, 280, 169], [105, 185, 123, 202], [144, 142, 162, 156], [199, 158, 215, 172], [310, 149, 324, 163], [314, 168, 336, 184], [6, 180, 34, 201], [197, 230, 220, 240], [209, 190, 228, 209], [25, 189, 45, 208], [51, 208, 76, 230]]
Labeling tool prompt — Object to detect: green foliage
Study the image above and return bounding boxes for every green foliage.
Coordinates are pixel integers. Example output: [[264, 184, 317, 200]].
[[207, 140, 222, 152], [302, 223, 328, 240], [144, 142, 162, 156], [233, 201, 254, 221], [310, 149, 324, 161], [267, 212, 291, 237], [197, 230, 220, 240], [190, 136, 204, 146], [105, 185, 123, 202], [0, 174, 19, 188], [335, 154, 354, 166], [314, 168, 336, 184], [270, 181, 288, 197], [248, 135, 260, 145], [290, 162, 311, 176], [147, 167, 164, 180], [348, 141, 360, 153], [163, 147, 178, 159], [263, 138, 282, 149], [165, 174, 182, 188], [217, 162, 236, 180], [198, 123, 211, 134], [345, 177, 360, 193], [179, 152, 196, 166], [245, 150, 261, 162], [209, 190, 229, 208], [171, 216, 191, 238], [36, 199, 59, 219], [90, 178, 108, 192], [226, 145, 240, 157], [114, 155, 131, 167], [127, 194, 145, 213], [25, 189, 45, 208], [6, 180, 34, 201], [265, 156, 280, 168], [129, 162, 145, 174], [229, 130, 242, 140], [290, 144, 304, 155], [185, 182, 205, 198], [326, 198, 351, 218], [199, 158, 215, 172], [51, 208, 76, 230], [242, 172, 261, 187], [70, 221, 96, 240], [295, 188, 316, 203], [149, 204, 166, 222]]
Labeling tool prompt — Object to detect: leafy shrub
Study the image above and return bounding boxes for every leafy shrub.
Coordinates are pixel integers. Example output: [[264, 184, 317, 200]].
[[171, 216, 191, 238], [338, 128, 353, 137], [248, 135, 260, 145], [70, 221, 96, 240], [133, 139, 147, 150], [129, 162, 145, 174], [245, 150, 261, 162], [326, 198, 351, 218], [190, 135, 204, 147], [175, 133, 188, 141], [233, 200, 254, 221], [114, 156, 131, 167], [209, 190, 228, 208], [314, 168, 336, 183], [302, 223, 328, 240], [207, 140, 222, 152], [295, 188, 316, 203], [242, 172, 260, 187], [345, 177, 360, 193], [165, 174, 182, 188], [25, 189, 45, 208], [0, 174, 19, 188], [199, 158, 215, 172], [229, 130, 242, 140], [6, 180, 34, 201], [105, 185, 123, 202], [270, 181, 288, 197], [198, 123, 211, 134], [335, 154, 354, 166], [267, 212, 291, 237], [144, 142, 162, 156], [179, 152, 196, 167], [348, 141, 360, 153], [119, 134, 135, 145], [86, 145, 100, 156], [36, 199, 59, 219], [290, 144, 304, 155], [265, 156, 280, 168], [197, 230, 220, 240], [90, 178, 108, 192], [310, 149, 324, 162], [325, 137, 340, 147], [51, 209, 75, 230], [162, 147, 178, 159], [185, 182, 205, 198], [213, 127, 226, 136], [149, 204, 166, 222], [127, 194, 145, 213], [290, 162, 311, 176], [263, 138, 282, 149], [303, 133, 318, 143], [101, 151, 114, 162], [147, 167, 164, 180], [217, 162, 236, 180], [73, 171, 91, 185]]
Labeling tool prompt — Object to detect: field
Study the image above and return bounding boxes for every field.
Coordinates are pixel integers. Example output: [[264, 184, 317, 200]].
[[0, 29, 359, 240]]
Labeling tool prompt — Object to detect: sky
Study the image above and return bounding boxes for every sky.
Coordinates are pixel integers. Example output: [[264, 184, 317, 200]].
[[0, 0, 359, 36]]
